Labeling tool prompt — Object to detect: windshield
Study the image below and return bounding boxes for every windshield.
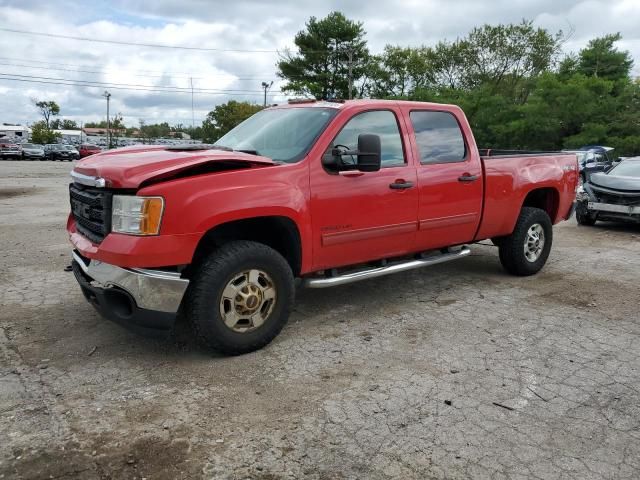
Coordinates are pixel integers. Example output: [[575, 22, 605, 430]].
[[215, 107, 338, 163], [62, 145, 76, 150], [610, 160, 640, 177], [23, 143, 36, 148]]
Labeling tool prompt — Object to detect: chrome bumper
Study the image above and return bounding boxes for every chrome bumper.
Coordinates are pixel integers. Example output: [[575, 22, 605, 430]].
[[72, 251, 189, 313], [587, 202, 640, 215]]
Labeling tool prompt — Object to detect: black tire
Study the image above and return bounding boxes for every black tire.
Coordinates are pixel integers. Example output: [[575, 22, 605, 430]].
[[185, 241, 295, 355], [575, 201, 597, 226], [498, 207, 553, 276], [490, 237, 504, 247]]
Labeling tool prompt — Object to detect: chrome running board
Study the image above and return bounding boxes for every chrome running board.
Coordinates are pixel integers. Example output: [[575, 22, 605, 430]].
[[303, 246, 471, 288]]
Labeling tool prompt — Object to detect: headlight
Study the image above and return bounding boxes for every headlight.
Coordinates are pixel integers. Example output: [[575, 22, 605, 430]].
[[112, 195, 164, 235]]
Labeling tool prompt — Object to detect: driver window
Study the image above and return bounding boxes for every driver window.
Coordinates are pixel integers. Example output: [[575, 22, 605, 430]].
[[332, 110, 405, 167]]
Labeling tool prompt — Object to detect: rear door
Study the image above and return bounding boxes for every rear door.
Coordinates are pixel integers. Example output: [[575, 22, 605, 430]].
[[404, 108, 483, 250], [309, 107, 419, 270]]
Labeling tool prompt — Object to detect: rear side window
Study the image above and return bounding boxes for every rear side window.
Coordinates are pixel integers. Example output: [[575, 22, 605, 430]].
[[410, 111, 466, 164], [332, 110, 405, 167]]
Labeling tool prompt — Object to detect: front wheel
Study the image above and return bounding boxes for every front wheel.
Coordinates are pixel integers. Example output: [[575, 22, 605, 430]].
[[185, 241, 295, 355], [498, 207, 553, 276]]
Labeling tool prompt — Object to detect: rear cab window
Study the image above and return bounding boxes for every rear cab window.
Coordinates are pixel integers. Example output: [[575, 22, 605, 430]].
[[409, 111, 466, 164]]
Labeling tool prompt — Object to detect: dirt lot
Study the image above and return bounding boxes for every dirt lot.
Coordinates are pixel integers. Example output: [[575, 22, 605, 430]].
[[1, 161, 639, 480]]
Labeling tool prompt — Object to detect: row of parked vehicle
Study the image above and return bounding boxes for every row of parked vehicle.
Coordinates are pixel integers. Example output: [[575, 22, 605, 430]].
[[0, 142, 102, 161]]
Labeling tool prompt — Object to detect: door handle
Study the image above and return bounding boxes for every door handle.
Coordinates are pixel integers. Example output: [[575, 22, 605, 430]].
[[389, 180, 414, 190], [458, 174, 479, 182]]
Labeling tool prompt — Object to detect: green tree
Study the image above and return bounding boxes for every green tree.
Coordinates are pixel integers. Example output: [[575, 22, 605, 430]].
[[460, 21, 562, 94], [30, 120, 61, 144], [50, 119, 79, 130], [201, 101, 263, 143], [578, 33, 633, 81], [277, 11, 370, 99], [32, 99, 60, 128], [367, 46, 433, 97], [62, 119, 78, 130]]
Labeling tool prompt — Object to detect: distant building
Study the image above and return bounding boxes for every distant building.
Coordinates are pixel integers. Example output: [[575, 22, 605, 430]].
[[169, 131, 191, 140], [82, 127, 126, 137], [53, 129, 82, 143], [0, 124, 31, 142]]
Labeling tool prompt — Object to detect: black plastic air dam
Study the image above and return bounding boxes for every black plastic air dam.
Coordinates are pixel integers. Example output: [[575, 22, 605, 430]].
[[72, 261, 176, 338]]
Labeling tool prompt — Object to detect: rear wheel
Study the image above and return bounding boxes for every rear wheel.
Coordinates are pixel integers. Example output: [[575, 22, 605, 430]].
[[576, 202, 597, 226], [498, 207, 553, 276], [185, 241, 295, 355]]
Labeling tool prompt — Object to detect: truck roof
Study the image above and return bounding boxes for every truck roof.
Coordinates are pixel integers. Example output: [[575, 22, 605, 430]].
[[272, 98, 461, 112]]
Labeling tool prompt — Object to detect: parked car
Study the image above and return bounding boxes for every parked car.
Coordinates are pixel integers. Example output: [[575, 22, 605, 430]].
[[21, 143, 45, 160], [79, 144, 102, 158], [0, 142, 22, 159], [45, 144, 79, 161], [68, 99, 578, 355], [576, 156, 640, 225], [564, 146, 615, 183]]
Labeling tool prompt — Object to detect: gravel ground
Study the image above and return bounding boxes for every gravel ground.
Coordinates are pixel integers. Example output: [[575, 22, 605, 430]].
[[1, 161, 639, 480]]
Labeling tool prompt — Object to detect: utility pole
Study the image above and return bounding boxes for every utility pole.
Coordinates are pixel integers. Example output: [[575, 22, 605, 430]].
[[190, 77, 195, 129], [261, 81, 273, 107], [347, 49, 353, 100], [102, 90, 111, 149]]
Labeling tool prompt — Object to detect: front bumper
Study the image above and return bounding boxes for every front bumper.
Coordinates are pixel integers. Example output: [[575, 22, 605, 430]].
[[23, 152, 44, 159], [71, 250, 189, 337], [587, 202, 640, 215]]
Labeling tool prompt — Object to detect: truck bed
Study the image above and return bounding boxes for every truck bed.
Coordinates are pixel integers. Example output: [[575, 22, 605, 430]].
[[474, 151, 579, 241]]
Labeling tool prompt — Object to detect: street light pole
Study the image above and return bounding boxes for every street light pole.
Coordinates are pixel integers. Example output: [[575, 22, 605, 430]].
[[261, 81, 273, 107], [102, 90, 111, 148]]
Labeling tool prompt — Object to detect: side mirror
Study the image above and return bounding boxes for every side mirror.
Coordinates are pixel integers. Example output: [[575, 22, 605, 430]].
[[356, 134, 381, 172]]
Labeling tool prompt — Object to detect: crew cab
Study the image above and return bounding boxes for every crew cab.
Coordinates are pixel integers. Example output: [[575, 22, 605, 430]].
[[67, 100, 578, 355]]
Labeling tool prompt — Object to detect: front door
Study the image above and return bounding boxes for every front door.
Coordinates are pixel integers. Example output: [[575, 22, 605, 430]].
[[309, 108, 419, 271]]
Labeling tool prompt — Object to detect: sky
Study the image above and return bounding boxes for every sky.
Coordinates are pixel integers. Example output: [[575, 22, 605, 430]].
[[0, 0, 638, 128]]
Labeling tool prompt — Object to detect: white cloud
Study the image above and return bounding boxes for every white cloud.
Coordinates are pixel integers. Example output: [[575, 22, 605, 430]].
[[0, 0, 637, 126]]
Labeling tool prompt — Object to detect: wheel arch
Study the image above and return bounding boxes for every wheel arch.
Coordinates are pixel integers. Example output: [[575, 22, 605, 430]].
[[521, 187, 560, 222], [188, 216, 303, 277]]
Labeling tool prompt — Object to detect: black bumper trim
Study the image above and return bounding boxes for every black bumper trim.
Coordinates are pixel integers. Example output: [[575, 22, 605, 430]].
[[72, 261, 176, 338]]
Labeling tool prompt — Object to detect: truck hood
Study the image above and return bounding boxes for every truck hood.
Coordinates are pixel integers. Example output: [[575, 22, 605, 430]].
[[72, 145, 275, 189], [590, 172, 640, 193]]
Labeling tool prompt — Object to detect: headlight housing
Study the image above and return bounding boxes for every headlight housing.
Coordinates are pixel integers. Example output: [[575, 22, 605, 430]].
[[112, 195, 164, 235]]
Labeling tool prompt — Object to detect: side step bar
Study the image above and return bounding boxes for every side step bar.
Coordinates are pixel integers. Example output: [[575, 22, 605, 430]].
[[303, 246, 471, 289]]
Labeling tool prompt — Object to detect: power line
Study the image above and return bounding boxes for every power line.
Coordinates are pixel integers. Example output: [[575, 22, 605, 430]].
[[0, 75, 292, 97], [0, 55, 212, 77], [0, 72, 285, 94], [0, 58, 282, 81], [0, 28, 354, 55], [0, 27, 281, 53]]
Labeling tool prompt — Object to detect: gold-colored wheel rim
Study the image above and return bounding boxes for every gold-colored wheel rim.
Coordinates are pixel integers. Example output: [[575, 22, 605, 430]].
[[219, 269, 277, 333]]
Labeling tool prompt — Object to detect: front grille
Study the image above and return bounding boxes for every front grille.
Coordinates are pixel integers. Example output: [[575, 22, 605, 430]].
[[596, 192, 640, 207], [69, 183, 112, 243], [591, 186, 640, 207]]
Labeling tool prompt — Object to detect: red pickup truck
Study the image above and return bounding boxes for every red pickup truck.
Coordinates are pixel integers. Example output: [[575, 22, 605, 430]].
[[68, 100, 578, 354]]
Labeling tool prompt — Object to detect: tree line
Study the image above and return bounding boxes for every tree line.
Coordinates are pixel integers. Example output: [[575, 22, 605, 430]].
[[277, 13, 639, 155], [27, 12, 639, 155]]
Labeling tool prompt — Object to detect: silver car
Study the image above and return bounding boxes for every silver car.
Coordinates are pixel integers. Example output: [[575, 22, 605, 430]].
[[21, 143, 45, 160]]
